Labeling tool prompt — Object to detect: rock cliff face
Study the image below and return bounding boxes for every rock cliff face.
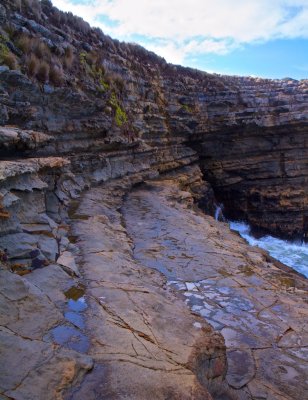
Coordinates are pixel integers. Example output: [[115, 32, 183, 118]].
[[0, 0, 307, 238], [0, 1, 307, 399]]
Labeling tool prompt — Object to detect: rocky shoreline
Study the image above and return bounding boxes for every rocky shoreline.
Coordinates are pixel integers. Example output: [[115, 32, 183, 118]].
[[1, 163, 308, 399], [0, 1, 308, 399]]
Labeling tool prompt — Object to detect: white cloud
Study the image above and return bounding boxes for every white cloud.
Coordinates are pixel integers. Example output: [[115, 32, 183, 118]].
[[52, 0, 308, 64]]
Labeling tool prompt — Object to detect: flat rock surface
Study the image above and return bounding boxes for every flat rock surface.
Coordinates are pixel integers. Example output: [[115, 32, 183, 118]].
[[123, 178, 308, 399], [0, 269, 93, 400], [1, 172, 307, 400], [64, 179, 225, 400]]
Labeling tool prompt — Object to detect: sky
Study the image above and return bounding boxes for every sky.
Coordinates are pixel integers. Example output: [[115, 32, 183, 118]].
[[52, 0, 308, 80]]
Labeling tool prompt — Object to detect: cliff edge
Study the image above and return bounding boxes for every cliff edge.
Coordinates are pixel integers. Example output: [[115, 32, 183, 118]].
[[0, 1, 307, 399]]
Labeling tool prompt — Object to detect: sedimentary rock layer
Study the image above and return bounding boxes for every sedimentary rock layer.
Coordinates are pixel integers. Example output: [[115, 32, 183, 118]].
[[2, 166, 307, 399], [0, 0, 307, 236], [194, 123, 308, 238], [0, 1, 308, 399]]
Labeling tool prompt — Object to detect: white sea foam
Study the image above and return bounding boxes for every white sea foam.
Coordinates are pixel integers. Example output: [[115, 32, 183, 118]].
[[230, 221, 308, 278]]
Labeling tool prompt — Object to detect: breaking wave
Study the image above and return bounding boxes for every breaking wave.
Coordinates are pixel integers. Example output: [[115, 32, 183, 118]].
[[229, 221, 308, 278]]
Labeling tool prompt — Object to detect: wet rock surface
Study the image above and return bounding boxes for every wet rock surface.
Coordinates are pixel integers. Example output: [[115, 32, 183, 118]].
[[64, 174, 225, 400], [123, 176, 308, 399], [0, 1, 307, 398], [0, 268, 93, 400], [0, 0, 307, 237], [0, 164, 307, 399]]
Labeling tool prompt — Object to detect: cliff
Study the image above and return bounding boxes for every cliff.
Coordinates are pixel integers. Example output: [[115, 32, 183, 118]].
[[0, 1, 307, 399], [0, 0, 307, 238]]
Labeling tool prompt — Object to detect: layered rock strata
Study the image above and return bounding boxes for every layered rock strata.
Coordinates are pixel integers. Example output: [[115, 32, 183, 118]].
[[2, 166, 307, 399], [0, 0, 307, 237], [0, 1, 308, 399], [0, 138, 217, 398]]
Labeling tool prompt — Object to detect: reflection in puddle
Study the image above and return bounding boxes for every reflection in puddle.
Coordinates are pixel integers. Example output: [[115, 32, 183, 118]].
[[52, 284, 89, 353], [67, 297, 87, 312], [64, 284, 85, 300], [52, 325, 89, 353], [65, 311, 85, 329], [65, 284, 87, 312]]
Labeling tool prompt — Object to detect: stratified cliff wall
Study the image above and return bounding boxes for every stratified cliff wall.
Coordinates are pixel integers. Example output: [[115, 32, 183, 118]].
[[0, 2, 308, 399], [0, 1, 307, 239]]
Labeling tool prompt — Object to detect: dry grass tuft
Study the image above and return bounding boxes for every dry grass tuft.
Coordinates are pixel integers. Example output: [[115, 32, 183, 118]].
[[26, 54, 39, 76], [63, 46, 74, 69], [3, 52, 18, 70], [37, 60, 50, 83]]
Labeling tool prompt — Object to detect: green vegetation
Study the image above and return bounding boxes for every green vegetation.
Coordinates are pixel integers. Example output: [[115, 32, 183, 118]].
[[0, 36, 10, 62], [182, 104, 193, 113], [0, 35, 18, 70], [79, 51, 109, 91], [78, 50, 127, 126], [79, 51, 88, 68], [95, 66, 109, 92], [109, 92, 127, 127]]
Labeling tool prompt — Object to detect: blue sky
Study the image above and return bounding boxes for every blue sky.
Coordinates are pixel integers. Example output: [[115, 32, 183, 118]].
[[53, 0, 308, 79]]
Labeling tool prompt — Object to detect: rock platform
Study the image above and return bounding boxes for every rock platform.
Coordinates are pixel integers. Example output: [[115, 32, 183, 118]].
[[1, 168, 308, 399], [0, 1, 307, 398], [123, 174, 308, 399]]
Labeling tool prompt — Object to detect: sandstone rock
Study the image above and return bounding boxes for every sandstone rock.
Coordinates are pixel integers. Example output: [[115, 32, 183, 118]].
[[0, 329, 51, 393], [38, 236, 58, 261], [226, 349, 255, 389], [0, 4, 6, 24], [0, 233, 38, 259], [0, 1, 307, 398], [0, 270, 62, 339], [63, 180, 226, 399], [0, 190, 19, 207], [123, 175, 308, 399], [0, 66, 9, 73], [0, 330, 93, 400], [0, 158, 69, 182], [25, 264, 73, 305], [57, 251, 80, 277]]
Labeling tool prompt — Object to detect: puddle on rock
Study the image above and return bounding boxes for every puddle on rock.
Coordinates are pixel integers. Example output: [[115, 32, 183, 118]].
[[51, 284, 89, 353], [52, 325, 89, 353], [64, 284, 87, 313], [65, 284, 85, 301], [67, 297, 87, 312], [65, 311, 85, 329]]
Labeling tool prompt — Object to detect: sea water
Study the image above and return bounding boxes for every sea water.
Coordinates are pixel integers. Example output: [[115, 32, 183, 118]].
[[229, 221, 308, 278]]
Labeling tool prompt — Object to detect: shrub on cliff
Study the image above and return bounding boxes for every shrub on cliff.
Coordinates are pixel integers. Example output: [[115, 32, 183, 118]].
[[63, 46, 74, 70], [109, 92, 128, 127], [26, 54, 39, 76], [37, 60, 50, 83], [10, 0, 43, 20], [16, 34, 31, 54], [0, 35, 18, 70], [17, 35, 51, 61], [2, 52, 18, 70]]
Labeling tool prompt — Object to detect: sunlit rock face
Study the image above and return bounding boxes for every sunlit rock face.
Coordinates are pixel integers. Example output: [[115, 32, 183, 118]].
[[195, 122, 308, 239], [0, 0, 306, 238], [0, 1, 308, 398]]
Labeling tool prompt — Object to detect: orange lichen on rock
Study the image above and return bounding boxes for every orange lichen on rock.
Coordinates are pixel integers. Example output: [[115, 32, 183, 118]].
[[0, 195, 9, 219]]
